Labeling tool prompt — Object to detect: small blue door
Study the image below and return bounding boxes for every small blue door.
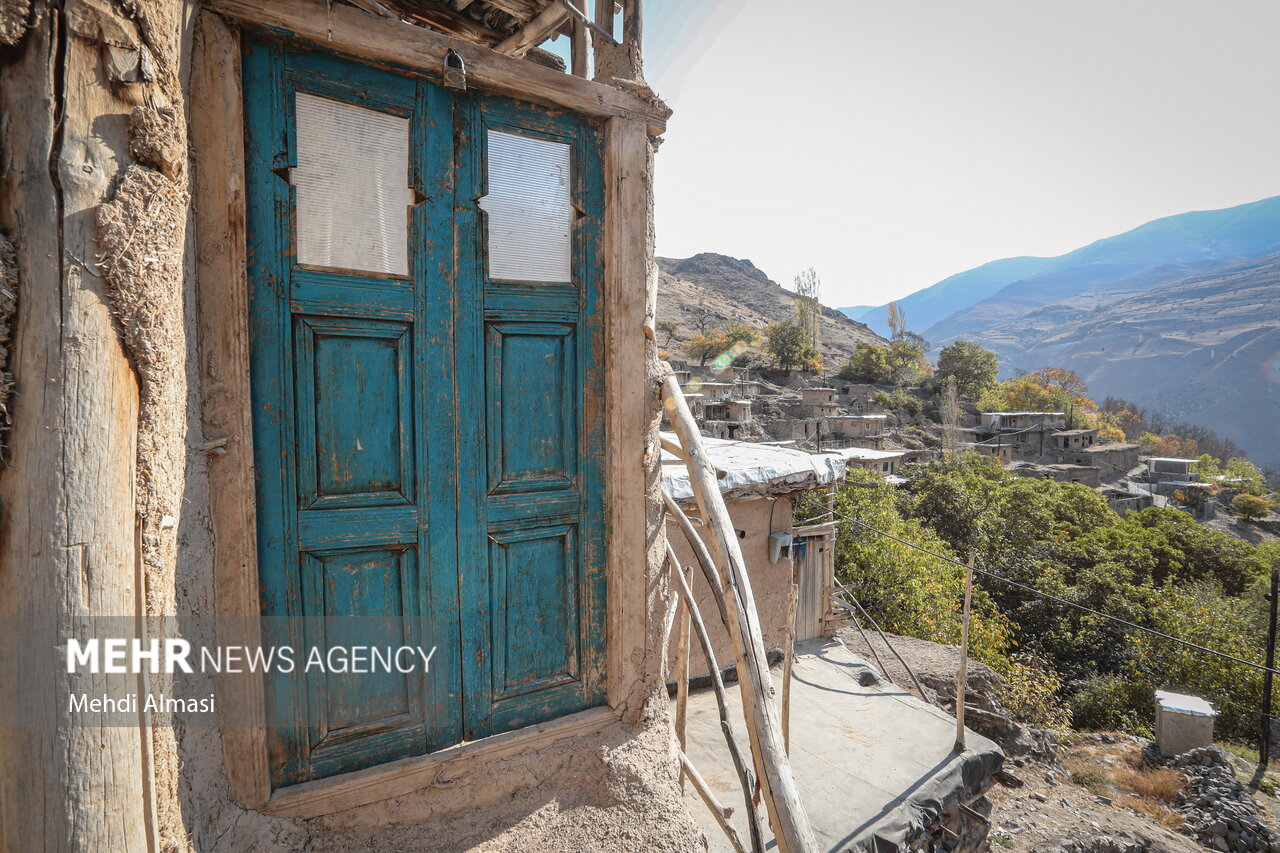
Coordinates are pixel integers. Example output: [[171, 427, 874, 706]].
[[243, 35, 607, 788]]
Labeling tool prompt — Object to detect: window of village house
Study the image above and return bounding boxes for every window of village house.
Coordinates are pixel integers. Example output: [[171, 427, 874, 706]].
[[292, 92, 412, 276], [479, 130, 573, 282]]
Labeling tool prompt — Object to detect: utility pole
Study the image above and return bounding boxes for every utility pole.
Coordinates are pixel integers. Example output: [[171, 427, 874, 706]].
[[1263, 565, 1278, 767]]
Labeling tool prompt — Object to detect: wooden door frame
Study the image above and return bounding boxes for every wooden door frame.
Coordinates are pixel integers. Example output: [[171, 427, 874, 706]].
[[192, 6, 659, 816]]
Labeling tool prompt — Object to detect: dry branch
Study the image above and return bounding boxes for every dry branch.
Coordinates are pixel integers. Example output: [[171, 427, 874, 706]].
[[666, 542, 767, 853]]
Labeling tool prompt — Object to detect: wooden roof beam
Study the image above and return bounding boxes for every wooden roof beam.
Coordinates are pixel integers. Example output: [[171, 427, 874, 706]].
[[208, 0, 669, 133], [494, 3, 570, 56]]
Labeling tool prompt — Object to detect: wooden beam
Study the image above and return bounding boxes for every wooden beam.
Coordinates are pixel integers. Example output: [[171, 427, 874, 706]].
[[622, 0, 641, 52], [494, 3, 570, 57], [206, 0, 668, 132], [603, 116, 651, 719], [569, 0, 589, 76], [0, 10, 149, 851], [478, 0, 544, 21], [346, 0, 399, 18], [594, 0, 615, 37], [662, 376, 818, 853], [406, 6, 505, 45], [192, 10, 271, 809]]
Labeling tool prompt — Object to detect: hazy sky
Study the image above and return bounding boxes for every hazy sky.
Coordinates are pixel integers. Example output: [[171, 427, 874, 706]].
[[638, 0, 1280, 309]]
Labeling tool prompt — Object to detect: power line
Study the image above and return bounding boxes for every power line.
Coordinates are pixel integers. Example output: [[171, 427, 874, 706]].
[[818, 506, 1280, 677]]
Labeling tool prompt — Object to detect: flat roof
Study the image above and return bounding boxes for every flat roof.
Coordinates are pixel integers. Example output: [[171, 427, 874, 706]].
[[1053, 429, 1098, 436], [823, 447, 905, 461], [681, 638, 1002, 851], [659, 433, 845, 501], [827, 413, 887, 420], [1148, 457, 1198, 464], [1156, 689, 1216, 717], [982, 411, 1064, 416]]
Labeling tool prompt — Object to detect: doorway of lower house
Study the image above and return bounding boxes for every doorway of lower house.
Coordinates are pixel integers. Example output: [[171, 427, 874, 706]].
[[243, 34, 608, 788]]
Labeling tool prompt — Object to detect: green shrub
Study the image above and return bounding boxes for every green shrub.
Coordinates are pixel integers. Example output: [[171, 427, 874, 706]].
[[1068, 675, 1153, 736], [1001, 653, 1072, 731], [1233, 493, 1272, 521]]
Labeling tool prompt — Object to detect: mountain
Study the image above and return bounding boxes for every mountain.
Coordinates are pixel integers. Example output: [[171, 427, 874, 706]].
[[856, 255, 1057, 337], [838, 305, 875, 319], [655, 253, 886, 360], [920, 195, 1280, 346], [982, 253, 1280, 467]]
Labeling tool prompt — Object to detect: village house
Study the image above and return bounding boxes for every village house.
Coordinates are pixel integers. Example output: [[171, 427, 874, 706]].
[[829, 446, 907, 477], [824, 413, 887, 449], [661, 436, 845, 675], [979, 411, 1067, 432], [1051, 428, 1098, 451], [799, 386, 839, 418], [1148, 456, 1200, 482]]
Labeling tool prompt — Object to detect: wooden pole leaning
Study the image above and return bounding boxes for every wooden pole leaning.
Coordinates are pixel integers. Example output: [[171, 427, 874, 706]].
[[675, 560, 692, 783], [661, 374, 817, 853], [955, 554, 976, 752], [665, 542, 768, 853], [782, 572, 799, 753]]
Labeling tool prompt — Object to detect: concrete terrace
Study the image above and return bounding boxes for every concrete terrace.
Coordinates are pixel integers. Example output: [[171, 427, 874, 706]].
[[681, 638, 1003, 852]]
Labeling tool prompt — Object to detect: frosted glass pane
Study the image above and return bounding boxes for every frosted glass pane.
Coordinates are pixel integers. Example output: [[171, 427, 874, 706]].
[[479, 130, 572, 282], [293, 92, 411, 276]]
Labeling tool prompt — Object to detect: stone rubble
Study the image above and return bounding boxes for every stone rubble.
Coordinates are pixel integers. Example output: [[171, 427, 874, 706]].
[[1148, 745, 1280, 853]]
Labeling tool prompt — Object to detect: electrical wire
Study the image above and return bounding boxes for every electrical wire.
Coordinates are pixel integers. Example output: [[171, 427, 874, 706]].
[[817, 505, 1280, 677]]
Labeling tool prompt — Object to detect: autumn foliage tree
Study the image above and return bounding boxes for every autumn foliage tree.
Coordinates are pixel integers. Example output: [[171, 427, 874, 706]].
[[978, 367, 1096, 427]]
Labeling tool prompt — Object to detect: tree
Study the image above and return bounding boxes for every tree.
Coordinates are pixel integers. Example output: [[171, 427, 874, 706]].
[[687, 301, 716, 335], [935, 340, 998, 399], [1223, 458, 1268, 497], [1097, 424, 1126, 442], [793, 267, 821, 351], [838, 343, 891, 384], [764, 319, 815, 371], [1233, 493, 1272, 521], [686, 330, 728, 367], [656, 319, 681, 347], [1150, 434, 1199, 459], [940, 378, 961, 460], [723, 321, 758, 348], [977, 368, 1095, 427], [879, 301, 932, 383]]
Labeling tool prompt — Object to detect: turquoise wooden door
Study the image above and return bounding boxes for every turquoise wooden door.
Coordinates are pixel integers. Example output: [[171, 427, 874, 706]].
[[243, 36, 606, 788]]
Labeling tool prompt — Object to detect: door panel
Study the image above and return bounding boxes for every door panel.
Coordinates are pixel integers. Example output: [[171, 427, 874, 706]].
[[489, 524, 580, 699], [245, 35, 605, 789], [295, 316, 414, 508], [457, 100, 607, 741], [486, 321, 577, 494]]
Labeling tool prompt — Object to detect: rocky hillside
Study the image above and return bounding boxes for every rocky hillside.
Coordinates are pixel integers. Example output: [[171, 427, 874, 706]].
[[656, 253, 885, 362], [983, 253, 1280, 467]]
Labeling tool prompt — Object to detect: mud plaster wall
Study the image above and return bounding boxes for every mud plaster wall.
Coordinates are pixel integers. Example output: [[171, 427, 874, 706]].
[[666, 496, 798, 681]]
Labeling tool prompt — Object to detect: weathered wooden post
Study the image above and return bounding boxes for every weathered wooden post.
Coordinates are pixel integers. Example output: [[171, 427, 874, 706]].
[[662, 374, 817, 853], [955, 554, 976, 752]]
